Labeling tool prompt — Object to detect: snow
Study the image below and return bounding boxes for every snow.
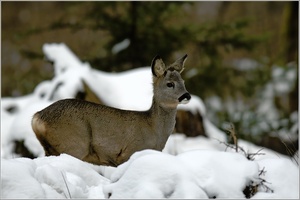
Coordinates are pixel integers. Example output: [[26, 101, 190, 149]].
[[176, 150, 260, 198], [2, 154, 109, 198], [206, 59, 298, 142], [103, 150, 209, 199], [232, 58, 261, 71], [1, 43, 299, 199], [111, 38, 130, 54], [2, 149, 298, 199], [253, 158, 299, 198]]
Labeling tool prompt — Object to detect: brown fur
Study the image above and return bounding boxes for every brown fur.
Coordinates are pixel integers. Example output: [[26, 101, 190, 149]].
[[32, 55, 191, 167]]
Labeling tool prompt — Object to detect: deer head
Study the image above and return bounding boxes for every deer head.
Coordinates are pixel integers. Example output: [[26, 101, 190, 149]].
[[151, 54, 191, 109]]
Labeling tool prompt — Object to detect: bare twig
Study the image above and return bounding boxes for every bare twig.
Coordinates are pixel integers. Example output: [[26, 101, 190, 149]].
[[224, 123, 238, 152], [258, 178, 274, 194], [258, 167, 274, 193], [258, 167, 266, 176], [216, 139, 265, 161], [61, 171, 72, 199], [247, 148, 266, 161], [274, 131, 299, 166]]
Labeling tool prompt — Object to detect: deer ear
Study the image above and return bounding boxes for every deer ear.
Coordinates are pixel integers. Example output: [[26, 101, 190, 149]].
[[151, 55, 166, 77], [171, 54, 188, 73]]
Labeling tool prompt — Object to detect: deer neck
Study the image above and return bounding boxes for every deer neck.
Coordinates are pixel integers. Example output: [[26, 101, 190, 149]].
[[148, 97, 177, 147], [150, 97, 177, 117]]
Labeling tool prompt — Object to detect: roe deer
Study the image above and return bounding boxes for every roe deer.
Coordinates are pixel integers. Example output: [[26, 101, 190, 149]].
[[31, 55, 191, 167]]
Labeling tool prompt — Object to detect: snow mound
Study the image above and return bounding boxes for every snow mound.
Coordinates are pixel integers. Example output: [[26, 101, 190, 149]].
[[103, 150, 208, 199], [103, 150, 260, 199], [1, 154, 109, 198], [3, 150, 297, 199], [253, 158, 299, 198]]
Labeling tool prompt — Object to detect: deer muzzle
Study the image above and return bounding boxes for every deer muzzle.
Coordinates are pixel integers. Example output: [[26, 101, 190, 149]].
[[178, 92, 191, 104]]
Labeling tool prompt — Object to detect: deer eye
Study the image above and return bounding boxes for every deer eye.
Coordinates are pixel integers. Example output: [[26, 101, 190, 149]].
[[167, 82, 175, 88]]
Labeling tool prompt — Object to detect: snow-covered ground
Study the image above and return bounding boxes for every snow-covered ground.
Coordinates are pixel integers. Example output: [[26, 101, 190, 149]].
[[1, 43, 299, 198]]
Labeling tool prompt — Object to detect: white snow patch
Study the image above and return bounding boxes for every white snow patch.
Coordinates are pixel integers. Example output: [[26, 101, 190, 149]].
[[253, 158, 299, 198], [111, 38, 130, 54], [1, 154, 110, 199]]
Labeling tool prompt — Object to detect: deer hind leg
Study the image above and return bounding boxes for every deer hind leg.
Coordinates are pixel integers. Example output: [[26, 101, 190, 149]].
[[32, 113, 60, 156], [81, 144, 114, 166], [115, 146, 130, 165]]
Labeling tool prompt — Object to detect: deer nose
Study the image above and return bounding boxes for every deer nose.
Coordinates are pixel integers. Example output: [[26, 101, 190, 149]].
[[178, 92, 191, 104]]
